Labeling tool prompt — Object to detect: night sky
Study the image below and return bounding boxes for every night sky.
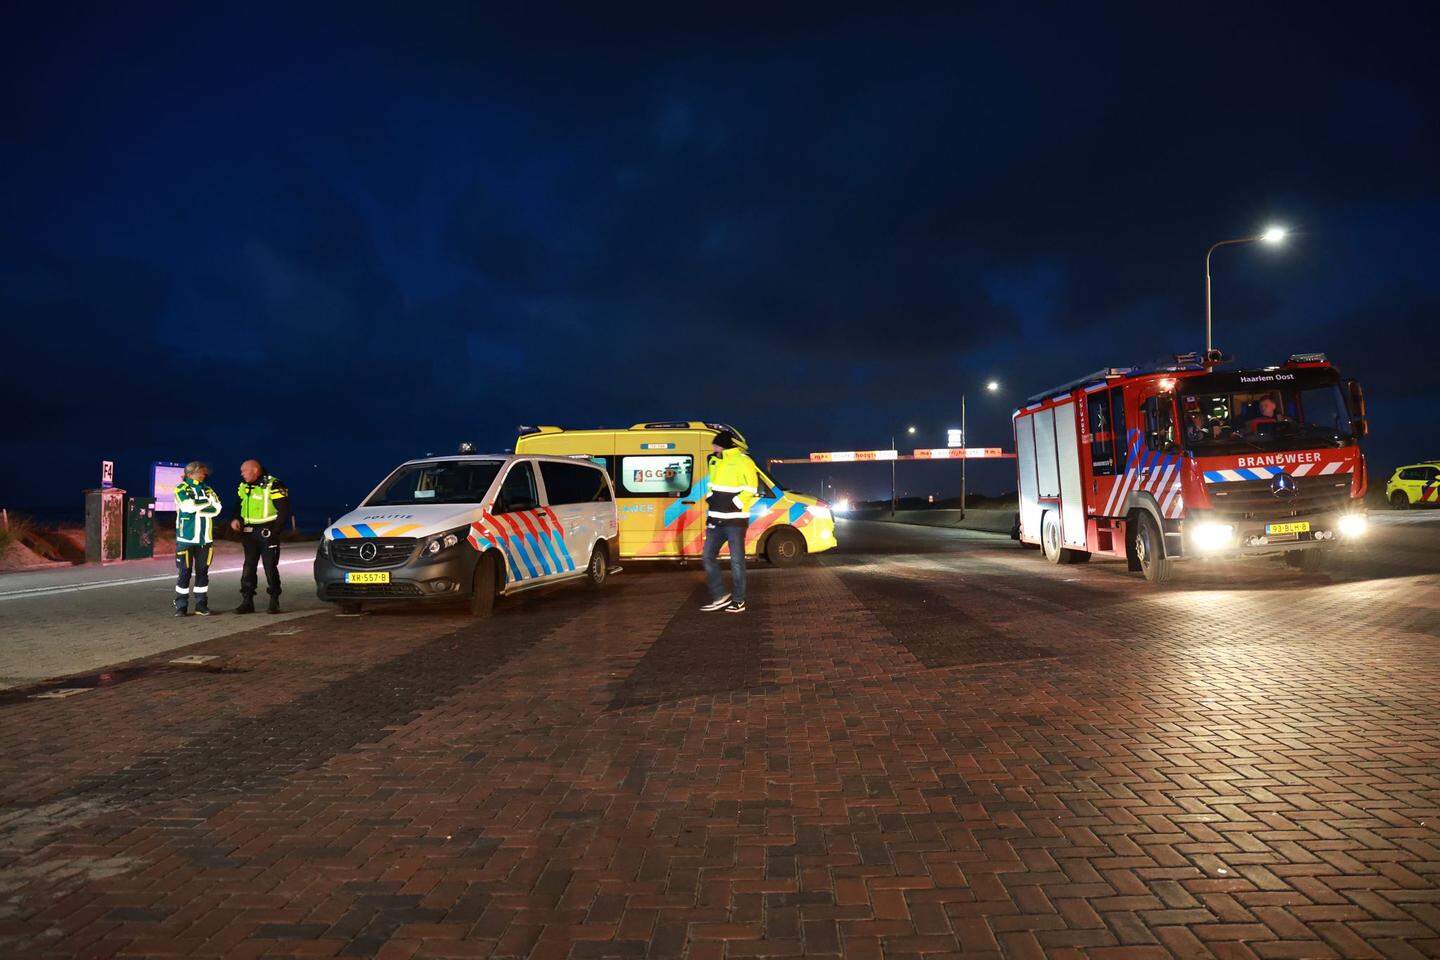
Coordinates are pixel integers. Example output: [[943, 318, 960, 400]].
[[4, 4, 1438, 518]]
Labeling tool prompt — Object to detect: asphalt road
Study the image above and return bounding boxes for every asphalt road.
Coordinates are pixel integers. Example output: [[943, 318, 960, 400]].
[[0, 541, 324, 688], [1, 515, 1438, 958]]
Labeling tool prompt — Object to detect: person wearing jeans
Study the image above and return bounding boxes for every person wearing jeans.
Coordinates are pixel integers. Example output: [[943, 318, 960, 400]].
[[700, 430, 759, 613]]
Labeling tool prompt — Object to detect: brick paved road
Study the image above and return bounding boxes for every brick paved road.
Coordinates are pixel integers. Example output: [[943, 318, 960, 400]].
[[1, 520, 1438, 959]]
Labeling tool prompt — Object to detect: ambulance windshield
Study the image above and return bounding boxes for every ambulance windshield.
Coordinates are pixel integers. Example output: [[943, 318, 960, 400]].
[[1180, 370, 1355, 455], [366, 460, 505, 506]]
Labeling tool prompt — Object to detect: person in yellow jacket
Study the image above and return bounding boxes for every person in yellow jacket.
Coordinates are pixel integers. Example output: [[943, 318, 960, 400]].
[[700, 430, 759, 613], [173, 461, 223, 617], [230, 459, 290, 614]]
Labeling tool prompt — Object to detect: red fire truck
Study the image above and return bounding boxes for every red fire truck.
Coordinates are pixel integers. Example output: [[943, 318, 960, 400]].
[[1012, 354, 1369, 582]]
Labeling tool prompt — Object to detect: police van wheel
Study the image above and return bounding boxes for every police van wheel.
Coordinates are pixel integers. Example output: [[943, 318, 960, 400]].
[[1133, 513, 1173, 584], [468, 553, 498, 618], [1390, 491, 1411, 510], [765, 528, 806, 567], [586, 545, 608, 590]]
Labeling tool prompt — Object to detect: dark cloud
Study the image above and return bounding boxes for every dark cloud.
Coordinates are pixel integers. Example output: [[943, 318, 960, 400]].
[[3, 3, 1439, 510]]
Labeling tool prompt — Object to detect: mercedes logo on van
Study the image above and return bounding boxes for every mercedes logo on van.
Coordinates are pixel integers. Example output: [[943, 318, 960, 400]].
[[1270, 473, 1298, 499], [358, 542, 378, 561]]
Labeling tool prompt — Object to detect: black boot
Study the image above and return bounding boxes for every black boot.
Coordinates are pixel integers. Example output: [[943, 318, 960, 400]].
[[174, 603, 189, 617], [267, 595, 281, 614], [234, 596, 255, 614]]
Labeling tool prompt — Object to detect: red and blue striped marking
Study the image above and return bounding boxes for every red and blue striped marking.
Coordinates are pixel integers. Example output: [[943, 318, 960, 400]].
[[467, 507, 575, 582]]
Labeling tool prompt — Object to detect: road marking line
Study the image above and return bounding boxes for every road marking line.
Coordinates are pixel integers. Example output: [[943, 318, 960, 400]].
[[0, 558, 313, 602], [30, 688, 91, 699], [169, 655, 220, 665]]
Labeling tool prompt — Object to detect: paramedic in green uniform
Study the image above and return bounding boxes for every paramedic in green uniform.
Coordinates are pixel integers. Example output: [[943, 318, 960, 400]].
[[230, 459, 290, 614], [173, 461, 223, 617]]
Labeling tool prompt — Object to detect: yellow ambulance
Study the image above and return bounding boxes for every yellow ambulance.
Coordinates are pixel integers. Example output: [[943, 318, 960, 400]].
[[514, 421, 837, 564]]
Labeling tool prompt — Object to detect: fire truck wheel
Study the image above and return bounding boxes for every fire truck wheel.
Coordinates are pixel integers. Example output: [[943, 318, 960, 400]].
[[1041, 511, 1064, 563], [1390, 491, 1411, 509], [1132, 512, 1173, 584]]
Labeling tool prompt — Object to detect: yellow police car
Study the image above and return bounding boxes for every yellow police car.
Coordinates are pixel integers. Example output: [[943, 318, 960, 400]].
[[1385, 461, 1440, 508]]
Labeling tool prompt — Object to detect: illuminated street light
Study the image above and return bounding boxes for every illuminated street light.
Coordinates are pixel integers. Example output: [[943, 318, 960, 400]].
[[961, 380, 1003, 520], [1205, 225, 1291, 362], [890, 427, 916, 517]]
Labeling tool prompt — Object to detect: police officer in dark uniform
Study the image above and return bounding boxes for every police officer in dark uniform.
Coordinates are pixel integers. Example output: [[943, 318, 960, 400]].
[[230, 459, 290, 614]]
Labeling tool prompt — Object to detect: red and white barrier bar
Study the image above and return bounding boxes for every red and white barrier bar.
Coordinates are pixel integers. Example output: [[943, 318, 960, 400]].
[[808, 450, 899, 462], [912, 447, 1008, 459]]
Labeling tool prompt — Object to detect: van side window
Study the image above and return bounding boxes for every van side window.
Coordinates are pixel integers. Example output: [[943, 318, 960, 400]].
[[617, 455, 693, 498], [540, 462, 613, 504], [496, 462, 539, 512]]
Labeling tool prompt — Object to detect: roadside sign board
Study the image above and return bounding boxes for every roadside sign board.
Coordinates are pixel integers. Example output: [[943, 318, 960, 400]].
[[101, 460, 115, 489], [150, 461, 187, 511], [947, 429, 963, 448]]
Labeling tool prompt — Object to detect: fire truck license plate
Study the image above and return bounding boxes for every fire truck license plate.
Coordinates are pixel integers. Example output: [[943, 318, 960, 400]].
[[344, 571, 390, 584], [1265, 521, 1310, 536]]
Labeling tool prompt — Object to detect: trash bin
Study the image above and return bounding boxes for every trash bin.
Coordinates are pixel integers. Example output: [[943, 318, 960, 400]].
[[85, 487, 126, 563], [125, 495, 156, 560]]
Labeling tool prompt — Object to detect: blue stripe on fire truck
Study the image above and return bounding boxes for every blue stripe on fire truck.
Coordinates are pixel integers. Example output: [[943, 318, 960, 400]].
[[1203, 467, 1285, 482]]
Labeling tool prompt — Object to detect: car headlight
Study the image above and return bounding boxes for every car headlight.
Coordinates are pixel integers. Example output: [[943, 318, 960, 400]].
[[318, 538, 330, 557], [1190, 521, 1235, 551], [422, 528, 466, 557], [1337, 514, 1368, 538], [809, 506, 832, 521]]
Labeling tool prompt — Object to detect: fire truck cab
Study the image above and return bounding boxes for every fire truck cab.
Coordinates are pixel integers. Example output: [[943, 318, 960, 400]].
[[1012, 354, 1370, 583]]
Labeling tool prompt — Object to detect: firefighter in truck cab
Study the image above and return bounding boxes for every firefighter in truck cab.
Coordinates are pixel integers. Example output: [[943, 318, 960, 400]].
[[1012, 353, 1369, 584]]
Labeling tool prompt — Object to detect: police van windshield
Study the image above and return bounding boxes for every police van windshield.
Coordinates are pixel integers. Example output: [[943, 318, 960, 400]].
[[365, 460, 504, 506], [1180, 370, 1354, 455]]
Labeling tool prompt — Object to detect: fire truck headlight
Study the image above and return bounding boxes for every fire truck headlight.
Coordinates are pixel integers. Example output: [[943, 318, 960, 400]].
[[833, 498, 851, 515], [1338, 514, 1368, 539], [1191, 521, 1235, 552]]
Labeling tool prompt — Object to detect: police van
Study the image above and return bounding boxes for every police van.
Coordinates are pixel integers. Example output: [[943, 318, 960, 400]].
[[514, 421, 837, 564], [314, 453, 619, 616]]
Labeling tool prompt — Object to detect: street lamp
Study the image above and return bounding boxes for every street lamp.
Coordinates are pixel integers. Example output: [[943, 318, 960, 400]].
[[1205, 225, 1288, 362], [891, 425, 915, 517], [959, 383, 999, 520]]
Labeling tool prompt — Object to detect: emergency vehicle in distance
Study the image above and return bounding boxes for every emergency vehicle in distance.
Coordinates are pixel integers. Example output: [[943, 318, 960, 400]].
[[1012, 353, 1369, 583], [514, 422, 837, 564]]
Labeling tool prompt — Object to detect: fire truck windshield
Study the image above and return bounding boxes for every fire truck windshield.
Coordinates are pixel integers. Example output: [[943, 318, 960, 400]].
[[1179, 370, 1355, 455]]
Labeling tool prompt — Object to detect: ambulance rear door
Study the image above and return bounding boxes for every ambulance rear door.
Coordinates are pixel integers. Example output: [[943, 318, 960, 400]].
[[612, 432, 704, 557]]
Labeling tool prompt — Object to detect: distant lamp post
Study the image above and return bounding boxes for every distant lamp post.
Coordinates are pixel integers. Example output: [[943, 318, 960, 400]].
[[1205, 225, 1288, 362], [891, 426, 916, 517], [960, 381, 1001, 520]]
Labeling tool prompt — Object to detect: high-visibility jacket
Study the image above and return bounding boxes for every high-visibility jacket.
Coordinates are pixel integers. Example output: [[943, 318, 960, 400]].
[[706, 448, 759, 522], [238, 474, 290, 525], [175, 478, 223, 546]]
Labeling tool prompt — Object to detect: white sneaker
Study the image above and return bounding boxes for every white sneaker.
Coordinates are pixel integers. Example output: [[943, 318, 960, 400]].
[[700, 595, 732, 612]]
